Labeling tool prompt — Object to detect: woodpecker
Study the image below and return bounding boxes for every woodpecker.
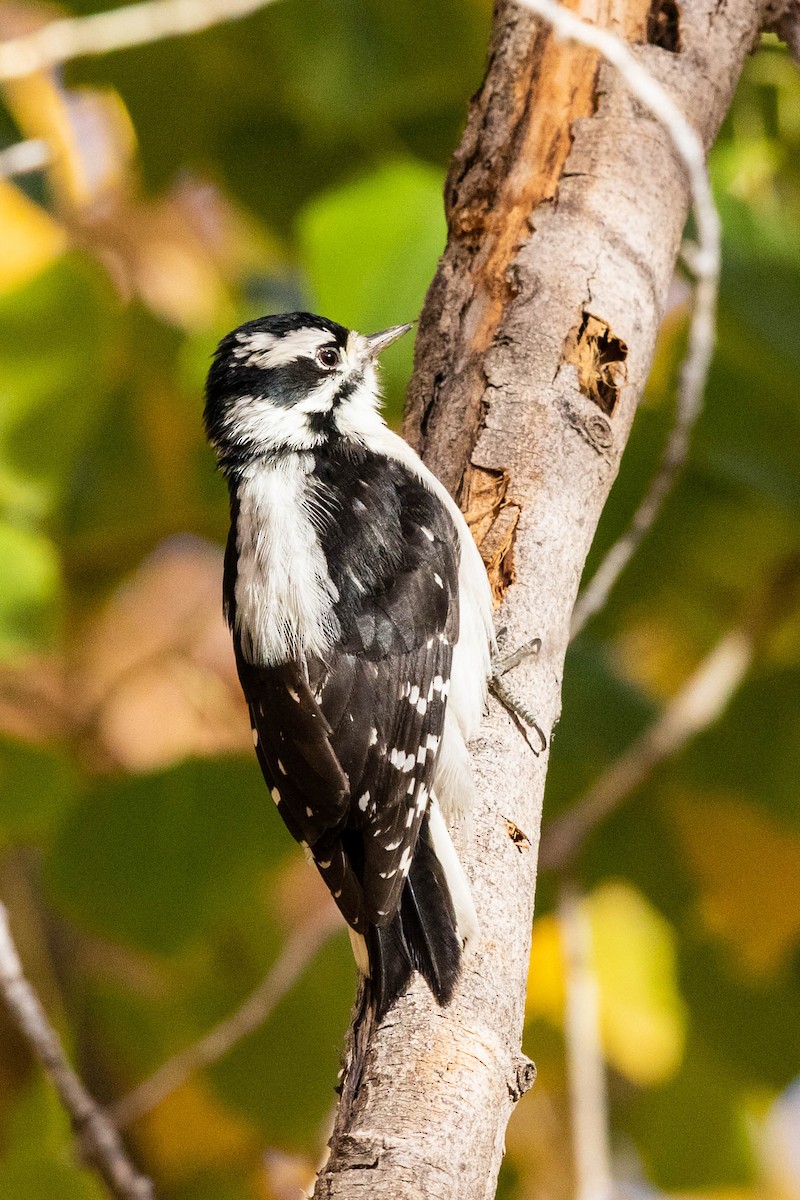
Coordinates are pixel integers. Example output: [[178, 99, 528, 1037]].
[[204, 312, 494, 1019]]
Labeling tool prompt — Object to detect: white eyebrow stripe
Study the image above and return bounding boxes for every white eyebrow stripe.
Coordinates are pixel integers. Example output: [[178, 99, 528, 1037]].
[[234, 327, 333, 368]]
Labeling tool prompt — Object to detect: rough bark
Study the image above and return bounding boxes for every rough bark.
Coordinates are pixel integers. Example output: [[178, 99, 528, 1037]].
[[314, 0, 767, 1196]]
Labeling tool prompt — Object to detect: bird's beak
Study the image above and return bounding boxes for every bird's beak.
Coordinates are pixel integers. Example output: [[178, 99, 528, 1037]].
[[363, 322, 414, 359]]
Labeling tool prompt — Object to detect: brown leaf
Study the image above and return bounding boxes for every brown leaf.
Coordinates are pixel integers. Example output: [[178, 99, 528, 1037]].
[[74, 537, 250, 771]]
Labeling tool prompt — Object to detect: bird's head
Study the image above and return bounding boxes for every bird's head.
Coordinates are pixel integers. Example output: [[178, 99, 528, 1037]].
[[204, 311, 412, 470]]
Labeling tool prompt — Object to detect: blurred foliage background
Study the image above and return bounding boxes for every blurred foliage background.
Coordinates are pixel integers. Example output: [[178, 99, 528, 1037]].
[[0, 0, 799, 1197]]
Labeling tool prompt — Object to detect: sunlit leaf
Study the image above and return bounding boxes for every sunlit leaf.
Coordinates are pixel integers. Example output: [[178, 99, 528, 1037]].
[[135, 1079, 260, 1187], [590, 882, 686, 1085], [298, 159, 446, 421], [526, 883, 686, 1086], [670, 792, 800, 980], [0, 522, 61, 659], [0, 180, 65, 297]]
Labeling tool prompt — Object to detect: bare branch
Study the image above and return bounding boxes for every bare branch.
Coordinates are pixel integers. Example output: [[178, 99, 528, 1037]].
[[559, 881, 613, 1200], [0, 903, 154, 1200], [0, 0, 282, 81], [539, 628, 754, 873], [0, 138, 51, 177], [512, 0, 720, 641], [111, 907, 339, 1128]]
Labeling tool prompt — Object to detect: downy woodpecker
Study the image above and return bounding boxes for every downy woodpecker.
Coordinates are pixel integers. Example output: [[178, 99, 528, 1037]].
[[205, 312, 494, 1018]]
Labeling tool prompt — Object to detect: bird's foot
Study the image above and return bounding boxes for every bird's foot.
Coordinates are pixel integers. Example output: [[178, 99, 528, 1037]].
[[490, 632, 547, 755]]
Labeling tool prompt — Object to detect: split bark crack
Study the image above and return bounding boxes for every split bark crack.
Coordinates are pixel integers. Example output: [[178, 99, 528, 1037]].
[[314, 0, 773, 1197]]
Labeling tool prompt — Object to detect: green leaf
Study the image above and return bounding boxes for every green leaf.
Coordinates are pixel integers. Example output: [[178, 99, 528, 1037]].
[[678, 666, 800, 829], [0, 737, 75, 845], [544, 642, 655, 818], [0, 522, 61, 660], [209, 931, 354, 1149], [0, 257, 117, 521], [46, 757, 285, 954], [70, 0, 488, 231], [165, 1179, 254, 1200], [0, 1079, 106, 1200], [625, 1032, 757, 1189], [695, 304, 800, 516], [680, 935, 800, 1091], [298, 159, 446, 422]]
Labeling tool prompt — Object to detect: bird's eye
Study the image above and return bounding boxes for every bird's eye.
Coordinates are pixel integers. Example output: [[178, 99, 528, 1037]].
[[317, 347, 340, 369]]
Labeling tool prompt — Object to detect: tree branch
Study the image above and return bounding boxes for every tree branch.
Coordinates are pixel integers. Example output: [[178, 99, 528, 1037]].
[[0, 138, 51, 177], [0, 903, 154, 1200], [0, 0, 282, 81], [559, 880, 612, 1200], [315, 0, 769, 1196]]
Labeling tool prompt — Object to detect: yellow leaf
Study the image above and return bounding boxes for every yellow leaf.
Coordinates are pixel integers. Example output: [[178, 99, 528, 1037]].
[[526, 882, 686, 1086], [589, 881, 687, 1086], [527, 913, 567, 1027], [0, 180, 65, 295], [671, 793, 800, 979], [133, 1077, 260, 1185], [614, 616, 707, 700], [4, 72, 136, 208]]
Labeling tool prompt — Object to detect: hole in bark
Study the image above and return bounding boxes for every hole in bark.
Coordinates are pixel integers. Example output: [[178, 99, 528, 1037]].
[[503, 817, 532, 852], [647, 0, 681, 51], [562, 313, 628, 416]]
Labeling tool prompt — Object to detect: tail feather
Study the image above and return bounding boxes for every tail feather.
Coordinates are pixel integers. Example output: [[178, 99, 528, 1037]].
[[366, 918, 413, 1022], [340, 810, 474, 1113], [365, 813, 463, 1021], [400, 823, 461, 1002]]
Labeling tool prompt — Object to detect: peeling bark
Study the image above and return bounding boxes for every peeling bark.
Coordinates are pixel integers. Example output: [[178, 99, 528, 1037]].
[[462, 464, 520, 603], [314, 0, 767, 1196]]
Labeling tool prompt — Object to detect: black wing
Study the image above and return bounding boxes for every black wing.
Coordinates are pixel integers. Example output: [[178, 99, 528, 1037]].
[[230, 451, 460, 933]]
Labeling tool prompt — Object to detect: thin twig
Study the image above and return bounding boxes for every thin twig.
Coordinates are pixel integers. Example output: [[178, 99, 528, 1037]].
[[512, 0, 721, 640], [539, 627, 753, 873], [559, 880, 613, 1200], [111, 907, 339, 1128], [0, 903, 154, 1200], [0, 0, 283, 81], [0, 138, 51, 177]]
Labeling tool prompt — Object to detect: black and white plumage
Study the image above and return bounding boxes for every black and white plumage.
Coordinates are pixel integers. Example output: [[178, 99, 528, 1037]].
[[205, 311, 494, 1019]]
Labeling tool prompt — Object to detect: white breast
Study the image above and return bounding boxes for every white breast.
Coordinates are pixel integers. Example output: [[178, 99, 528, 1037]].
[[234, 455, 340, 666]]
